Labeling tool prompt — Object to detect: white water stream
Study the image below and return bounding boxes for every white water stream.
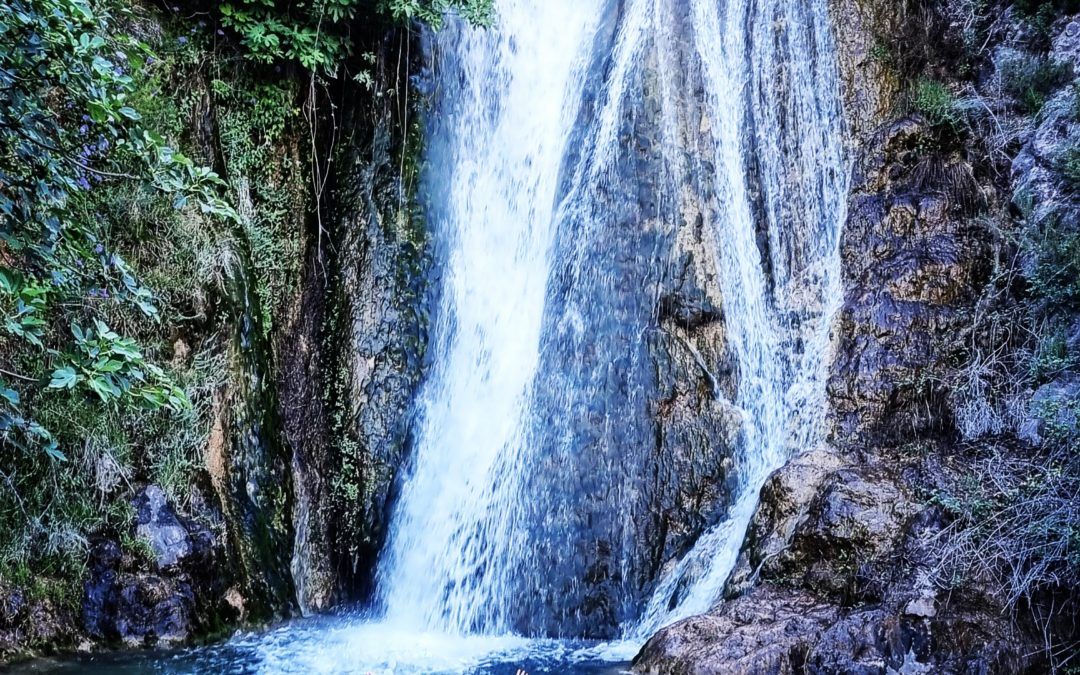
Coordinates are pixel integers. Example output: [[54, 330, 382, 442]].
[[377, 0, 847, 644], [67, 1, 850, 672]]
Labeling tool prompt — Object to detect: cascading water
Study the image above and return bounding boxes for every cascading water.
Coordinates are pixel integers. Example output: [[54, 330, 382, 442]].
[[374, 0, 607, 634], [57, 0, 850, 672], [378, 0, 847, 644], [627, 0, 848, 637]]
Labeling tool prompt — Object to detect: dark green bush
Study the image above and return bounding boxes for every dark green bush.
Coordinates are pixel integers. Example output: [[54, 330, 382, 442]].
[[218, 0, 495, 73]]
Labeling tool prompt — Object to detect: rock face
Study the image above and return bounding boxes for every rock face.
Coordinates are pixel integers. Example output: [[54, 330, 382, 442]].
[[82, 486, 231, 648], [828, 116, 993, 442], [635, 588, 842, 675], [635, 454, 1039, 674], [726, 446, 849, 596], [134, 485, 192, 569], [281, 80, 429, 611]]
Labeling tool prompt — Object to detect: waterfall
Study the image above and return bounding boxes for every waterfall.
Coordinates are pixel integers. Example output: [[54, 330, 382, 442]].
[[375, 0, 607, 633], [628, 0, 848, 637], [378, 0, 848, 643]]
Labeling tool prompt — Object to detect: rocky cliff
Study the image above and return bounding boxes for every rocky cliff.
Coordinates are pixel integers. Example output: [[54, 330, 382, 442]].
[[634, 0, 1080, 672]]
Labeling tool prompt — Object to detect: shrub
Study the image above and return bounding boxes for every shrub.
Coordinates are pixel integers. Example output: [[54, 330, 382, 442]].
[[999, 53, 1073, 115], [1014, 0, 1080, 45], [932, 434, 1080, 667], [914, 77, 960, 127], [218, 0, 495, 73]]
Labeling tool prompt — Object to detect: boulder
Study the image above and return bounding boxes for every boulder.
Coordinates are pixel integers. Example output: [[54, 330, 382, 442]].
[[111, 574, 194, 647], [761, 464, 921, 601], [726, 446, 849, 595], [1018, 375, 1080, 444], [82, 487, 217, 648], [633, 587, 842, 675], [134, 485, 191, 569]]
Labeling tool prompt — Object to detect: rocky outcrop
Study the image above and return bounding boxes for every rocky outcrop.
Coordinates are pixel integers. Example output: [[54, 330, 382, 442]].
[[81, 486, 237, 648], [635, 1, 1071, 668], [134, 485, 194, 570], [828, 116, 994, 442], [634, 452, 1039, 674], [281, 63, 429, 611], [635, 587, 842, 675], [829, 0, 900, 140], [725, 446, 849, 596]]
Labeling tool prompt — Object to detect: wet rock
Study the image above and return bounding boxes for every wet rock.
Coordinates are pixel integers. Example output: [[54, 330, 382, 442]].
[[727, 446, 849, 596], [281, 109, 431, 610], [110, 574, 193, 647], [83, 548, 194, 647], [829, 0, 900, 139], [83, 541, 123, 640], [772, 465, 921, 600], [0, 583, 77, 658], [633, 587, 842, 675], [829, 118, 993, 442], [134, 485, 191, 569], [82, 493, 220, 648]]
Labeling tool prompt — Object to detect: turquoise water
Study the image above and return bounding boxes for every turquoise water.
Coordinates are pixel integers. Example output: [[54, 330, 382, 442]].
[[12, 614, 634, 674]]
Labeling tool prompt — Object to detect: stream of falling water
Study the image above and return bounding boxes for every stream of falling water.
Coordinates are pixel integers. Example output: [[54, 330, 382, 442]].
[[377, 0, 847, 646], [31, 0, 848, 672]]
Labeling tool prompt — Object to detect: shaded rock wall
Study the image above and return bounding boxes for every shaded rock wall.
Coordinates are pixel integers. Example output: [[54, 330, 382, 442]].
[[281, 44, 430, 611]]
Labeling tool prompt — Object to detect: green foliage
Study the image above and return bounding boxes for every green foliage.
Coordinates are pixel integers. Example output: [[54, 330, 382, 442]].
[[217, 0, 494, 73], [999, 52, 1073, 114], [0, 0, 237, 455], [0, 0, 246, 623], [1030, 326, 1077, 382], [49, 320, 189, 411], [913, 77, 960, 128]]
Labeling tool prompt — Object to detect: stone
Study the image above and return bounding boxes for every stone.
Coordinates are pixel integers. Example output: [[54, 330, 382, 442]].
[[764, 465, 920, 600], [1019, 375, 1080, 444], [111, 574, 193, 647], [727, 446, 850, 595], [133, 485, 191, 569], [633, 587, 842, 675], [806, 609, 930, 674]]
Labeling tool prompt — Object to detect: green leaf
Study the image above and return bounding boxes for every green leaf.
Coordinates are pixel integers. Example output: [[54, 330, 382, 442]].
[[48, 366, 78, 389], [87, 100, 109, 123]]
